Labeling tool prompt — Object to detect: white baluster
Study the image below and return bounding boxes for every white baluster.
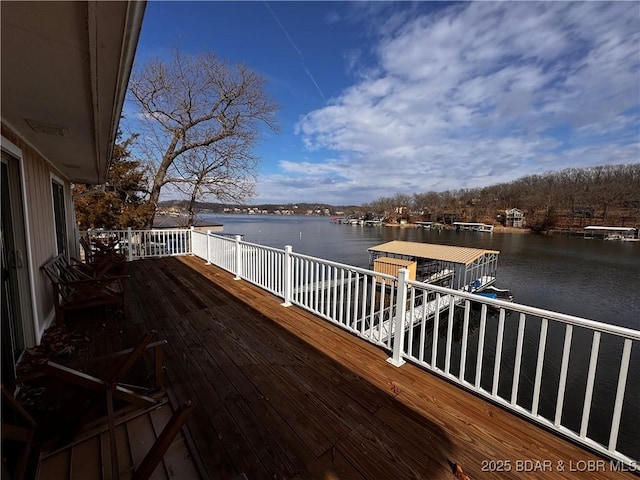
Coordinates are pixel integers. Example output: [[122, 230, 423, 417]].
[[387, 268, 409, 367]]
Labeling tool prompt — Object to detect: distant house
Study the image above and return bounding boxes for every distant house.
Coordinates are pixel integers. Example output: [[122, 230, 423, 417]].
[[395, 205, 408, 215], [505, 208, 525, 227]]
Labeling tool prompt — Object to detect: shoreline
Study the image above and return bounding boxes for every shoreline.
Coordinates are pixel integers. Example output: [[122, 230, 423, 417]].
[[383, 223, 531, 234]]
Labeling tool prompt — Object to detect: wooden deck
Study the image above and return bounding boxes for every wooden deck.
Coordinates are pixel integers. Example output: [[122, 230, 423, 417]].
[[116, 256, 633, 479]]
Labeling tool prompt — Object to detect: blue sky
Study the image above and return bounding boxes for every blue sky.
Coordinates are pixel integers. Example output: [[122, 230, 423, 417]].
[[124, 1, 640, 205]]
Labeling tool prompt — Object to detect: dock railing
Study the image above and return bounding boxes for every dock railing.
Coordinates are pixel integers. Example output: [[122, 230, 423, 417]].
[[82, 228, 640, 467]]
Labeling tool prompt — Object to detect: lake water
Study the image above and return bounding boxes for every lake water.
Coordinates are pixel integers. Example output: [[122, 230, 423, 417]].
[[203, 213, 639, 328], [201, 214, 639, 458]]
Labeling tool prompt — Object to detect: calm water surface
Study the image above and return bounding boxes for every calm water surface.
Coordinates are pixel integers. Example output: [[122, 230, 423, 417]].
[[204, 214, 639, 328], [202, 214, 640, 458]]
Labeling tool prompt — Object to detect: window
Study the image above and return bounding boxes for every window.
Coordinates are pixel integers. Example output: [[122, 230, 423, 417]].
[[52, 180, 67, 254]]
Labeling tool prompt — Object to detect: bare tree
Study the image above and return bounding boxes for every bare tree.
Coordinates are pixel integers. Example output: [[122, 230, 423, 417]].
[[128, 49, 279, 227], [73, 132, 153, 229], [171, 138, 257, 226]]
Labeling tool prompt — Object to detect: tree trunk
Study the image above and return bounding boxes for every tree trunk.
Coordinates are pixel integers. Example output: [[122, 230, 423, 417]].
[[144, 135, 180, 229], [186, 193, 197, 227], [145, 181, 162, 229]]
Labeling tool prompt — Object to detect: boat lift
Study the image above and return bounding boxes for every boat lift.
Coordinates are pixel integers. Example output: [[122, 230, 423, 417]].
[[368, 241, 500, 291], [364, 241, 502, 342]]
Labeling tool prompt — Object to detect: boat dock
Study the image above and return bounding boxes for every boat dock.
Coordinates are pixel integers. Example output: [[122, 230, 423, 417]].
[[584, 225, 638, 240], [364, 274, 498, 344], [363, 242, 502, 342], [453, 221, 494, 232], [365, 292, 459, 343], [368, 241, 500, 291]]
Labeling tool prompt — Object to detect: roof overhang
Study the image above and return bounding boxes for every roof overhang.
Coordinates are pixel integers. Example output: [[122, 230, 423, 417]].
[[1, 1, 146, 184]]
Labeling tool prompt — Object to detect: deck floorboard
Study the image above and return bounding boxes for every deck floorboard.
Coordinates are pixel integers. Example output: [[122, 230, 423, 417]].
[[117, 256, 633, 480]]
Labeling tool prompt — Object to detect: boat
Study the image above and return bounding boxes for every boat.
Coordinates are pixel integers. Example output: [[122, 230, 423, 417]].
[[474, 285, 513, 301], [364, 219, 384, 226], [453, 222, 494, 233], [605, 234, 624, 241], [471, 286, 514, 316]]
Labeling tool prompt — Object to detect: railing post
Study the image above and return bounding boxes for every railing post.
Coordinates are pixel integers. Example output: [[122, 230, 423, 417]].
[[234, 235, 242, 280], [281, 245, 292, 307], [127, 227, 133, 262], [189, 226, 194, 255], [387, 268, 408, 367], [205, 230, 211, 265]]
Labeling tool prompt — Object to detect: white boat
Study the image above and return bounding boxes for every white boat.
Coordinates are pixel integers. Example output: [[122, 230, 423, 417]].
[[605, 234, 624, 240]]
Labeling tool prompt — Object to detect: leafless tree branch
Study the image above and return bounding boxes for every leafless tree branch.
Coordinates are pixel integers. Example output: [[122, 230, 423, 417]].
[[127, 49, 279, 227]]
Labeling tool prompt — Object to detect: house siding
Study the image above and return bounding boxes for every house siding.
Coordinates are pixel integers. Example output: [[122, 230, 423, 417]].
[[505, 208, 525, 228], [2, 122, 77, 341]]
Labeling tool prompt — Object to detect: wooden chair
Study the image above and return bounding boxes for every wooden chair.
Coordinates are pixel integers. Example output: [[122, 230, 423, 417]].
[[80, 235, 128, 276], [6, 334, 199, 480], [1, 385, 38, 480], [79, 235, 96, 264], [41, 254, 128, 324]]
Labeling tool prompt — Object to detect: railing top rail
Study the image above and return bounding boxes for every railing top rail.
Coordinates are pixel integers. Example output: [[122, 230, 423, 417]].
[[231, 238, 285, 254], [407, 278, 640, 341], [290, 250, 397, 281], [200, 232, 235, 242], [84, 228, 192, 234], [193, 229, 219, 238], [84, 229, 129, 234], [150, 228, 192, 232], [80, 229, 639, 341]]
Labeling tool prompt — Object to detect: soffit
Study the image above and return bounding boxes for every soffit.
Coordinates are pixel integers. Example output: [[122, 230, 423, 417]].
[[1, 1, 145, 184]]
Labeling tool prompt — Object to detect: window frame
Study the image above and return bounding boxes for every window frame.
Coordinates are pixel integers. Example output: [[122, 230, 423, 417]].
[[51, 175, 67, 255]]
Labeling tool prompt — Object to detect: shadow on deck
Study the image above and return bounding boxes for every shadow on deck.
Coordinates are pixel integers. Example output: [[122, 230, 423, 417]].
[[128, 256, 637, 480], [20, 256, 636, 479]]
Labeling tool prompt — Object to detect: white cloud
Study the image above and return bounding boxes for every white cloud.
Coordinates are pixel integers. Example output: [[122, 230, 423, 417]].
[[273, 1, 639, 205]]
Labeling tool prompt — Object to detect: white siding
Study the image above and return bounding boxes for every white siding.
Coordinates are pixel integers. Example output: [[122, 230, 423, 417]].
[[2, 122, 72, 342]]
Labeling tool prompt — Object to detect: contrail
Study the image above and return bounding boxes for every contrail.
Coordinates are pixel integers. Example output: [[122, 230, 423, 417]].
[[263, 1, 326, 102]]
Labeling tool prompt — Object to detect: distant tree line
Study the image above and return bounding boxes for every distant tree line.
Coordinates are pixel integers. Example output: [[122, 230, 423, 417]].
[[157, 200, 359, 215], [363, 164, 640, 230], [76, 155, 639, 232]]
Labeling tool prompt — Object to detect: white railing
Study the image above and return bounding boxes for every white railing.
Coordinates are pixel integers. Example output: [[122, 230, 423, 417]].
[[82, 228, 191, 261], [240, 241, 285, 297], [289, 251, 398, 349], [192, 230, 237, 274], [80, 229, 639, 466], [396, 272, 640, 466]]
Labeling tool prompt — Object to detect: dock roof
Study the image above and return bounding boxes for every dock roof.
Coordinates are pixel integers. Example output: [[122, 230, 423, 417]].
[[368, 240, 500, 265], [584, 226, 636, 232]]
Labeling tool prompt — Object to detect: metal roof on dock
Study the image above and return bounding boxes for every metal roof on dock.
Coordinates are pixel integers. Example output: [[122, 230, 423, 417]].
[[368, 240, 500, 265], [584, 226, 636, 231]]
